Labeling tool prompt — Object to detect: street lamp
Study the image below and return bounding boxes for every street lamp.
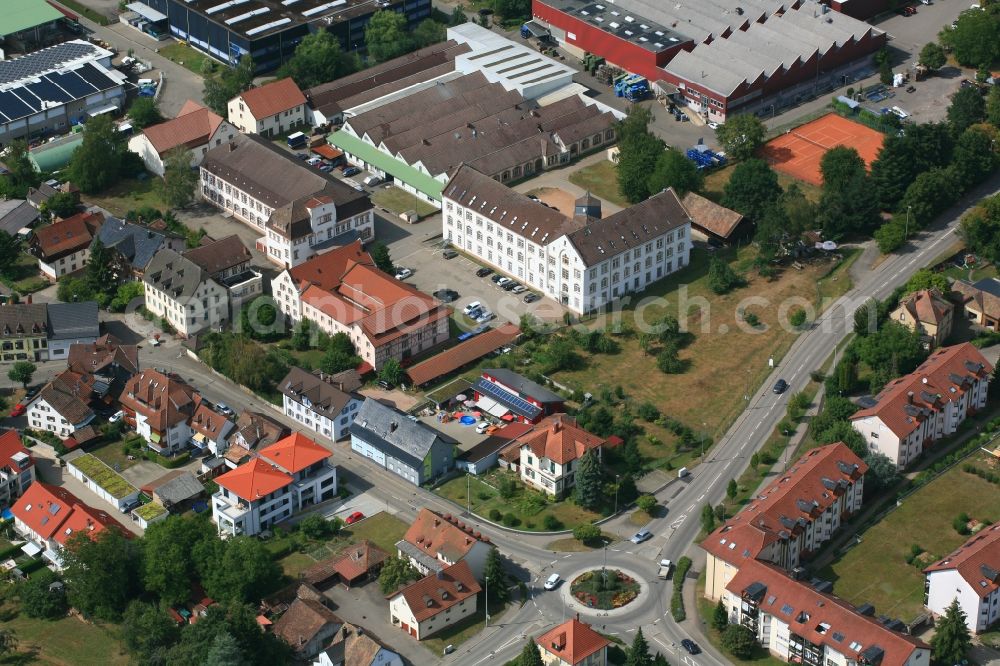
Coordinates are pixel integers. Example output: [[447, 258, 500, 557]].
[[701, 422, 708, 458], [484, 576, 490, 627], [613, 474, 620, 514], [466, 472, 471, 515], [904, 205, 912, 241]]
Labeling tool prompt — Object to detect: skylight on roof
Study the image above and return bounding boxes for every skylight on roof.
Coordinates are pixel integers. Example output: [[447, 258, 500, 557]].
[[849, 641, 863, 651], [766, 595, 776, 605], [832, 632, 845, 643], [780, 604, 794, 616]]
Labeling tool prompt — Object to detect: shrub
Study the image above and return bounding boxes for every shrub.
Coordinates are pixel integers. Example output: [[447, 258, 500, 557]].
[[502, 513, 521, 527], [488, 508, 502, 521], [637, 402, 660, 422], [671, 556, 693, 621], [477, 490, 492, 500], [790, 308, 807, 327], [743, 312, 760, 327], [543, 514, 563, 530], [954, 513, 971, 535], [573, 523, 601, 542], [636, 495, 657, 514]]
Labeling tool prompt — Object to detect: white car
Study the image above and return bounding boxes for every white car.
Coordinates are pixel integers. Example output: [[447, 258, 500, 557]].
[[109, 410, 124, 423], [463, 301, 482, 316], [148, 338, 162, 347], [476, 310, 495, 324], [707, 121, 719, 129], [660, 558, 673, 570], [511, 285, 527, 294], [394, 268, 413, 280], [475, 421, 491, 434], [890, 106, 910, 120], [544, 573, 561, 590], [496, 277, 510, 287]]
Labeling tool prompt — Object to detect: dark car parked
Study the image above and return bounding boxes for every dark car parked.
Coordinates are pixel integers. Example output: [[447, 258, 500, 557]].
[[433, 289, 459, 303], [681, 639, 700, 655], [442, 249, 458, 259], [476, 267, 493, 278]]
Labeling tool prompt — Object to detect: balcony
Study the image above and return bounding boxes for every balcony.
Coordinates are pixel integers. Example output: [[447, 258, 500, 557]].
[[213, 492, 250, 521]]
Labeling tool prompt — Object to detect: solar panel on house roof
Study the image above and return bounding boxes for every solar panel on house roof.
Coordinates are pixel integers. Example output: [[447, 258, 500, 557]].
[[475, 378, 542, 418], [48, 70, 97, 98], [0, 91, 33, 122], [26, 78, 72, 104], [74, 63, 116, 91], [0, 41, 97, 84]]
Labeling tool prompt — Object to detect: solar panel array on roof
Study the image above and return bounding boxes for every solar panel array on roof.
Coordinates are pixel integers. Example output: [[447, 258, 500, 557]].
[[474, 378, 542, 419], [0, 41, 99, 85], [0, 62, 118, 124]]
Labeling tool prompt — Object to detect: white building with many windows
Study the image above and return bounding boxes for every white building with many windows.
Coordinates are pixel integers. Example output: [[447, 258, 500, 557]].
[[279, 367, 363, 442], [850, 343, 993, 468], [442, 166, 691, 314], [143, 249, 229, 338], [199, 133, 374, 268], [212, 433, 337, 537], [924, 524, 1000, 634]]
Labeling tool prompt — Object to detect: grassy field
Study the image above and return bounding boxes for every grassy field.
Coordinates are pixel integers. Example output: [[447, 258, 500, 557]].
[[55, 0, 111, 25], [817, 451, 1000, 623], [434, 471, 602, 532], [568, 160, 628, 208], [422, 595, 506, 655], [550, 247, 848, 445], [371, 187, 438, 218], [86, 177, 168, 217], [3, 610, 128, 665], [158, 43, 213, 75], [87, 438, 140, 473], [703, 165, 823, 204], [275, 512, 409, 577]]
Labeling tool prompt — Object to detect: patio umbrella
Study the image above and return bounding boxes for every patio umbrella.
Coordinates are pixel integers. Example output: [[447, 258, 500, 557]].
[[464, 400, 475, 407], [456, 394, 467, 402]]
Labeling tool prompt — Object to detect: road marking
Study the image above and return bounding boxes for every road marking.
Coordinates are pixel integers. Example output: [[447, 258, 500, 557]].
[[686, 504, 695, 512], [697, 493, 705, 502], [670, 515, 687, 529]]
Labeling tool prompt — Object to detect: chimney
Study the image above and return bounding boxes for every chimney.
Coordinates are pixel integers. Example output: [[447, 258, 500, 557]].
[[922, 377, 928, 384], [907, 391, 914, 404], [552, 421, 561, 433], [433, 518, 440, 527], [390, 421, 398, 432]]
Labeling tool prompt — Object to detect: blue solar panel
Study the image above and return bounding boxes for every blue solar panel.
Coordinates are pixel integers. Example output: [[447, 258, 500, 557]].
[[75, 63, 115, 91], [47, 70, 96, 98], [0, 91, 35, 122], [26, 79, 72, 104], [476, 379, 541, 418]]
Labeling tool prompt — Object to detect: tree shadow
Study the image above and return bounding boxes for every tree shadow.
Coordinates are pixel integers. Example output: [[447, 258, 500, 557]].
[[1, 648, 40, 666]]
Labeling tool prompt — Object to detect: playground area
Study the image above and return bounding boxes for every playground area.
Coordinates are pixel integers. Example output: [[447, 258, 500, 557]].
[[760, 113, 885, 186]]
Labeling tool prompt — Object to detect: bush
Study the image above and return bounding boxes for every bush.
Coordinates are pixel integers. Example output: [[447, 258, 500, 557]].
[[572, 523, 602, 542], [636, 495, 657, 514], [477, 490, 492, 500], [637, 402, 660, 422], [790, 308, 807, 327], [502, 513, 521, 527], [954, 512, 971, 535], [671, 556, 692, 621], [543, 514, 563, 530], [488, 508, 502, 521], [743, 312, 760, 327]]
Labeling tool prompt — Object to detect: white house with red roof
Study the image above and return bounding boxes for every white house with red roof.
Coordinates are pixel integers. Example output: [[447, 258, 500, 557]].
[[119, 369, 202, 455], [387, 560, 480, 640], [128, 100, 238, 176], [396, 508, 493, 578], [536, 617, 610, 666], [0, 430, 34, 507], [212, 433, 337, 537], [723, 559, 929, 666], [227, 78, 307, 137], [11, 482, 129, 566], [924, 524, 1000, 633], [271, 241, 451, 370], [514, 414, 606, 498], [703, 443, 866, 602], [850, 343, 993, 468]]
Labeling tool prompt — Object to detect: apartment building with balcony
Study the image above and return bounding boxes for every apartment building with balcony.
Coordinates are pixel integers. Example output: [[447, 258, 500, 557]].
[[272, 241, 451, 370], [442, 166, 691, 315], [0, 430, 34, 507], [723, 559, 929, 666], [212, 433, 336, 537], [850, 343, 993, 468], [199, 133, 373, 268], [514, 414, 606, 498], [143, 249, 229, 338], [119, 370, 201, 455], [703, 443, 867, 602], [181, 234, 262, 319], [924, 523, 1000, 634], [279, 366, 363, 441]]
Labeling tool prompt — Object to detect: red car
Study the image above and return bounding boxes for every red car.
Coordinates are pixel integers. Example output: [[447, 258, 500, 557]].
[[10, 404, 26, 417], [345, 511, 365, 525], [898, 6, 915, 15]]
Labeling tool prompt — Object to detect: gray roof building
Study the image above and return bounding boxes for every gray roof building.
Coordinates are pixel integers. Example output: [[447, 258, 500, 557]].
[[350, 399, 457, 472], [143, 470, 203, 508], [280, 366, 362, 420], [26, 182, 57, 209], [143, 249, 217, 300], [47, 302, 99, 341], [182, 234, 252, 278], [96, 218, 180, 274], [0, 199, 38, 235], [482, 369, 563, 404], [0, 303, 47, 339]]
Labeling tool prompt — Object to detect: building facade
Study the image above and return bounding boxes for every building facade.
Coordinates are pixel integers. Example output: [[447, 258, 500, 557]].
[[279, 366, 363, 441], [924, 524, 1000, 634], [29, 211, 103, 280], [119, 370, 201, 455], [0, 303, 48, 363], [442, 166, 691, 314], [850, 343, 993, 468], [0, 430, 34, 508], [387, 560, 480, 640], [227, 78, 306, 136], [536, 618, 610, 666], [143, 249, 229, 337], [889, 289, 954, 349], [127, 100, 238, 176], [516, 414, 605, 498], [396, 508, 493, 578]]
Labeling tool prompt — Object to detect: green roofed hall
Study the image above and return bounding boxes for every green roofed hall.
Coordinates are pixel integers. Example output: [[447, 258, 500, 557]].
[[327, 131, 444, 203], [2, 0, 65, 39], [69, 453, 139, 500]]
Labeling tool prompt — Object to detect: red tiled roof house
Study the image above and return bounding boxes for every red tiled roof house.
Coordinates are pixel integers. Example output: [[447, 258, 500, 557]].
[[850, 343, 992, 468], [28, 210, 103, 280], [212, 433, 337, 537], [536, 617, 610, 666], [127, 100, 238, 176], [397, 508, 493, 578], [889, 289, 954, 349], [387, 560, 480, 640], [514, 414, 606, 498], [0, 430, 34, 507], [227, 78, 307, 137], [119, 369, 202, 455], [924, 523, 1000, 633]]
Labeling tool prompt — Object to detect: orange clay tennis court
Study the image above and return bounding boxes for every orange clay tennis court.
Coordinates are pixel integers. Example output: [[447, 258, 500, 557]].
[[759, 113, 885, 186]]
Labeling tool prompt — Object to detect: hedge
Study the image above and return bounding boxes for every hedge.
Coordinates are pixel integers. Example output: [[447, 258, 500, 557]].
[[20, 559, 48, 574], [670, 556, 693, 622], [145, 451, 191, 469], [0, 544, 22, 561]]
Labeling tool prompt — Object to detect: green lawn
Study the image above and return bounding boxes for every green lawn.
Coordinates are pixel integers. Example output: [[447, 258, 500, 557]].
[[568, 160, 628, 208], [703, 165, 823, 204], [85, 177, 168, 217], [422, 595, 506, 655], [274, 512, 408, 577], [817, 451, 1000, 623], [371, 186, 438, 219], [87, 438, 140, 473], [545, 533, 613, 552], [3, 609, 128, 665], [158, 43, 213, 75], [3, 252, 49, 295], [434, 471, 603, 532]]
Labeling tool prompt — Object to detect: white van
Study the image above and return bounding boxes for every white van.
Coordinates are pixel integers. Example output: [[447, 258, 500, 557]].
[[362, 175, 382, 187]]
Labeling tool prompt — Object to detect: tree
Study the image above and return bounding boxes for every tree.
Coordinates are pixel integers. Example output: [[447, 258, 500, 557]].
[[413, 18, 446, 48], [144, 516, 215, 606], [701, 503, 716, 533], [750, 452, 760, 469], [370, 242, 395, 274], [939, 7, 1000, 68], [62, 529, 142, 621], [726, 478, 738, 500], [708, 257, 743, 295], [18, 569, 68, 619], [572, 523, 601, 542], [919, 42, 946, 70], [615, 106, 666, 203], [952, 124, 998, 186], [855, 321, 927, 384], [197, 536, 281, 604], [494, 0, 531, 20], [278, 31, 359, 89], [646, 148, 703, 196], [948, 86, 986, 135], [715, 114, 767, 161], [379, 358, 404, 386], [871, 122, 954, 211], [862, 451, 900, 497], [159, 147, 198, 207], [202, 56, 255, 115], [721, 624, 757, 659], [122, 600, 180, 663], [0, 232, 19, 281], [898, 166, 961, 232], [653, 654, 669, 666], [204, 632, 245, 666], [44, 191, 79, 219], [625, 628, 653, 666], [712, 599, 730, 631], [722, 158, 782, 221], [86, 237, 118, 288], [379, 555, 421, 594], [0, 139, 40, 199], [127, 97, 162, 129], [321, 333, 362, 373], [636, 495, 657, 514], [987, 86, 1000, 127], [817, 146, 879, 238], [519, 639, 544, 666], [904, 268, 950, 294], [574, 449, 603, 510], [449, 5, 468, 26], [7, 361, 35, 388], [960, 194, 1000, 264], [931, 599, 972, 666], [291, 319, 313, 351], [483, 548, 509, 603], [66, 114, 129, 194], [365, 10, 413, 63]]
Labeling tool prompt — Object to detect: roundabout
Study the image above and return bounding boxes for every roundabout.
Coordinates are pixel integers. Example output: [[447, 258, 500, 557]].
[[569, 568, 641, 610]]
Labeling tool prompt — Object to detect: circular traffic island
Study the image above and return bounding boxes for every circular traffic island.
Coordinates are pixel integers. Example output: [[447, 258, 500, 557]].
[[570, 569, 640, 610]]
